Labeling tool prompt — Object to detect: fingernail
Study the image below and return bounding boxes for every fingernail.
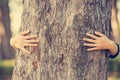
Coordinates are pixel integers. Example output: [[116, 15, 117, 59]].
[[86, 33, 89, 35], [95, 31, 97, 33], [28, 52, 30, 54], [27, 30, 30, 32], [36, 40, 38, 41], [83, 38, 86, 40]]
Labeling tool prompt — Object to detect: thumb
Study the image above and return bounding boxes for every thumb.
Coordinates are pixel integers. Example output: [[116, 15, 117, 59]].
[[21, 47, 30, 54]]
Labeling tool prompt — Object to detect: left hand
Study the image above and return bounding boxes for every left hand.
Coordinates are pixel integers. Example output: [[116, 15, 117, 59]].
[[10, 30, 39, 54]]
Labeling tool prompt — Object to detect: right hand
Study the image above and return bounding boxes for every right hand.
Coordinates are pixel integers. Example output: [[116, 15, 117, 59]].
[[83, 31, 112, 51], [83, 31, 118, 55], [10, 30, 39, 54]]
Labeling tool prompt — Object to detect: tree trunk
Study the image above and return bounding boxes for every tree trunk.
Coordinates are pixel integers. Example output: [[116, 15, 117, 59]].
[[12, 0, 112, 80]]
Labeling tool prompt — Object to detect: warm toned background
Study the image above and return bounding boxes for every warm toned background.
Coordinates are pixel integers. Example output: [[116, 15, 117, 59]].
[[0, 0, 120, 80]]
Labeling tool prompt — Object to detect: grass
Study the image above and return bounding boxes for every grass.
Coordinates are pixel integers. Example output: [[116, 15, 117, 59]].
[[0, 60, 14, 75], [108, 76, 120, 80]]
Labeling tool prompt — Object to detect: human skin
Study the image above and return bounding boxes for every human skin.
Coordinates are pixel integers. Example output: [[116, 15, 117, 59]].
[[83, 31, 118, 56], [10, 30, 39, 54]]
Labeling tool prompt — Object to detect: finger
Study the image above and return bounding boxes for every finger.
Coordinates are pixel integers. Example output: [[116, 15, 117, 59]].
[[24, 39, 39, 43], [20, 30, 30, 36], [86, 33, 98, 39], [24, 43, 38, 47], [21, 47, 30, 54], [95, 31, 105, 37], [87, 47, 98, 51], [83, 43, 96, 47], [83, 38, 95, 43], [25, 35, 37, 39]]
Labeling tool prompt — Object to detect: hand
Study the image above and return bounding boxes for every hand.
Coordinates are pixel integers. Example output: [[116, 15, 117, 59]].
[[10, 30, 39, 54], [83, 31, 117, 55]]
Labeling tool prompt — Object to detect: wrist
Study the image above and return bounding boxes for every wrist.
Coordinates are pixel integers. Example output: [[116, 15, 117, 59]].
[[109, 43, 119, 58], [108, 40, 118, 55]]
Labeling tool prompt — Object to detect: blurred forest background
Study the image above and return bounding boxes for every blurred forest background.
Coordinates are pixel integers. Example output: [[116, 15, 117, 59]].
[[0, 0, 120, 80]]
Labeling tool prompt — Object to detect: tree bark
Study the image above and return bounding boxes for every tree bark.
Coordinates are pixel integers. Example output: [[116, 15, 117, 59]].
[[12, 0, 112, 80]]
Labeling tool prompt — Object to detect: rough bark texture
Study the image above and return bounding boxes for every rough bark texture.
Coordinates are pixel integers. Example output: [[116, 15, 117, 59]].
[[12, 0, 112, 80]]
